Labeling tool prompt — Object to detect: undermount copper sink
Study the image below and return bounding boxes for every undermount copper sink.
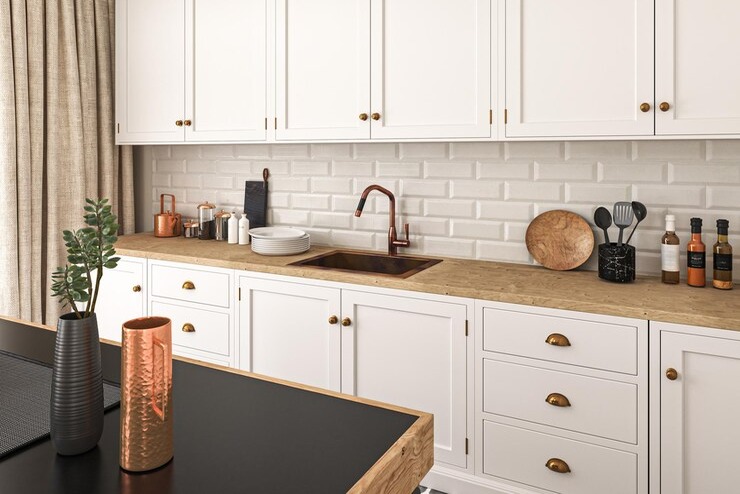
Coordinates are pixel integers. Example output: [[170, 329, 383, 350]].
[[290, 250, 442, 278]]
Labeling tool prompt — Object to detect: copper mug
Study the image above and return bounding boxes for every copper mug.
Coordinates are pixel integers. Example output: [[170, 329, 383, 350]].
[[120, 317, 173, 472], [153, 194, 182, 237]]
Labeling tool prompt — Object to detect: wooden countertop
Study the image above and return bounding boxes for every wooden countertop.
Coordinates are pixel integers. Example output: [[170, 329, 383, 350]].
[[117, 233, 740, 332]]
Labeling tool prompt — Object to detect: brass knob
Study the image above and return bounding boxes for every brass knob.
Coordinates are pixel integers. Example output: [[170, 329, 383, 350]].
[[371, 112, 381, 121], [545, 333, 571, 347], [659, 102, 670, 112], [182, 280, 195, 290], [359, 113, 369, 121], [341, 317, 352, 327], [328, 315, 339, 325], [640, 102, 651, 113], [132, 285, 141, 293], [182, 323, 195, 333], [546, 393, 572, 407], [666, 368, 678, 381], [175, 120, 183, 127], [184, 119, 192, 126], [546, 458, 571, 474]]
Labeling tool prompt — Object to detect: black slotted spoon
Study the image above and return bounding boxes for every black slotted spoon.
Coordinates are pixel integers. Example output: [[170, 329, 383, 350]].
[[613, 202, 634, 247]]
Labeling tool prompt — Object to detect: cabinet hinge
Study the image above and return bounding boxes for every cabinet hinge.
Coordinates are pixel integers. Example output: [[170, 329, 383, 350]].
[[274, 117, 277, 130], [116, 123, 120, 134], [465, 438, 469, 455], [489, 109, 493, 125], [264, 118, 267, 130], [465, 320, 469, 337], [504, 109, 508, 124], [238, 287, 241, 301]]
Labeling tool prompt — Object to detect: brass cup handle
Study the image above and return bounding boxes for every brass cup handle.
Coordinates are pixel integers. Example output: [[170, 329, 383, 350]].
[[328, 315, 339, 325], [371, 112, 381, 121], [182, 323, 195, 333], [182, 281, 196, 290], [546, 393, 572, 407], [666, 368, 678, 381], [132, 285, 142, 293], [341, 317, 352, 327], [545, 333, 571, 347], [640, 102, 651, 112], [546, 458, 571, 474], [184, 119, 192, 126], [175, 120, 184, 127], [659, 102, 670, 112], [359, 113, 369, 121]]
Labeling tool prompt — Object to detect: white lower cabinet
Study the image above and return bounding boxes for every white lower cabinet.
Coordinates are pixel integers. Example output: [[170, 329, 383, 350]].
[[238, 275, 471, 470], [475, 300, 648, 494], [94, 256, 147, 342], [651, 322, 740, 494]]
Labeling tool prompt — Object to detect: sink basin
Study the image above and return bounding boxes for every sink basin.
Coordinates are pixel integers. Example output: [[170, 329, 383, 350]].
[[291, 250, 442, 278]]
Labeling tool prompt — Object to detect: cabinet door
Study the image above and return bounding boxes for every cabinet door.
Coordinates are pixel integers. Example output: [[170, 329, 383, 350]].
[[341, 290, 468, 467], [115, 0, 185, 143], [94, 257, 146, 342], [275, 0, 371, 140], [185, 0, 267, 142], [505, 0, 654, 137], [239, 278, 341, 391], [656, 0, 740, 135], [660, 330, 740, 493], [369, 0, 492, 139]]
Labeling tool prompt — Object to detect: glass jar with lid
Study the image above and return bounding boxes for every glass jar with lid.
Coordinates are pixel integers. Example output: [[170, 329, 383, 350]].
[[197, 201, 216, 240]]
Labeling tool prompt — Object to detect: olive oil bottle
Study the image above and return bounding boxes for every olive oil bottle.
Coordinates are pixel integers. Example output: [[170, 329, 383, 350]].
[[713, 219, 733, 290], [687, 218, 706, 287], [661, 215, 680, 284]]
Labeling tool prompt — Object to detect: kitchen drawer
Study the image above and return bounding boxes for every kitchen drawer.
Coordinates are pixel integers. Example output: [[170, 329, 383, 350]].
[[151, 300, 230, 356], [482, 308, 637, 374], [150, 262, 231, 308], [482, 421, 636, 494], [483, 359, 637, 443]]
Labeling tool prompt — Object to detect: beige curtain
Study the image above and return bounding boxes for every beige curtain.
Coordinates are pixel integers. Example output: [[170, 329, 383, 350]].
[[0, 0, 134, 324]]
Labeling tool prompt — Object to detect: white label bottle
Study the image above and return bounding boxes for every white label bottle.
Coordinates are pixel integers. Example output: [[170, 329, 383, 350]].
[[238, 213, 250, 245], [661, 214, 680, 284], [228, 211, 239, 244]]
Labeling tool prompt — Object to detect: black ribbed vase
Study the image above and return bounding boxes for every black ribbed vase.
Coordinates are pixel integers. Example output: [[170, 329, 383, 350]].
[[50, 313, 104, 455]]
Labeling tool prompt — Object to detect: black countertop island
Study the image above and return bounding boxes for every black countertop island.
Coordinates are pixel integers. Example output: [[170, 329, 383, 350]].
[[0, 317, 433, 494]]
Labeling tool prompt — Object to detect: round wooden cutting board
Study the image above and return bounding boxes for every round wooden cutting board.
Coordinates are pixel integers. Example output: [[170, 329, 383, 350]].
[[526, 210, 594, 270]]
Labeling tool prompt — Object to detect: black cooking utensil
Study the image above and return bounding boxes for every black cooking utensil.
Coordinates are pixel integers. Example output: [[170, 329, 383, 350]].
[[244, 168, 269, 229], [594, 207, 613, 245], [625, 201, 647, 245]]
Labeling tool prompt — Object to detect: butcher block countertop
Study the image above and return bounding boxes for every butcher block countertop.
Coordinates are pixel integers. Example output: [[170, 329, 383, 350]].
[[117, 233, 740, 332]]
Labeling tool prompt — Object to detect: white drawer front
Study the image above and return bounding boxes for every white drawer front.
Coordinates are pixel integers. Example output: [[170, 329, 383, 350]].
[[483, 360, 637, 443], [150, 263, 230, 308], [483, 421, 637, 494], [482, 308, 638, 374], [151, 300, 230, 356]]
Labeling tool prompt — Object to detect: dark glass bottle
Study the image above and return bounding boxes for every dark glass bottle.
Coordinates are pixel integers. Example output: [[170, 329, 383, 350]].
[[687, 218, 706, 287], [661, 214, 680, 284], [713, 219, 733, 290]]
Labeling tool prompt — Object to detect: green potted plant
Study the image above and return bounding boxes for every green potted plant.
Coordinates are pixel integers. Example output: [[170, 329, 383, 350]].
[[49, 198, 119, 455]]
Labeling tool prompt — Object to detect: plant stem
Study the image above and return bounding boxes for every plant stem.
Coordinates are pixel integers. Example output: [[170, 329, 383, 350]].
[[88, 207, 105, 316]]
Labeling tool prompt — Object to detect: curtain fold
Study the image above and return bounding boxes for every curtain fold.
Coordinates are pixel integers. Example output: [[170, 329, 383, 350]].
[[0, 0, 134, 324]]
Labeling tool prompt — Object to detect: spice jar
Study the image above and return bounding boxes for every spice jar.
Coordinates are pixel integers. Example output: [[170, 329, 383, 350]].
[[197, 201, 216, 240], [183, 219, 199, 238], [214, 210, 231, 241]]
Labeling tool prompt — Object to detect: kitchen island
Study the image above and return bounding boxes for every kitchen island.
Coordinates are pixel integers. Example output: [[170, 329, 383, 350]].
[[0, 316, 433, 494]]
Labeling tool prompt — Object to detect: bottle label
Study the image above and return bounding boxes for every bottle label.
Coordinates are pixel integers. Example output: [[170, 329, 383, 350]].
[[714, 253, 733, 271], [687, 251, 706, 269], [661, 244, 680, 272]]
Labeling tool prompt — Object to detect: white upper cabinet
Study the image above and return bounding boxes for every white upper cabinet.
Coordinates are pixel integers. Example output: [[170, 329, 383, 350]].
[[116, 0, 185, 143], [505, 0, 654, 138], [116, 0, 267, 144], [275, 0, 493, 141], [275, 0, 371, 140], [655, 0, 740, 135], [370, 0, 492, 139]]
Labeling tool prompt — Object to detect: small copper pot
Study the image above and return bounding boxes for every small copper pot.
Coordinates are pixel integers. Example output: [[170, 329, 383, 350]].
[[154, 194, 182, 237], [120, 317, 173, 472]]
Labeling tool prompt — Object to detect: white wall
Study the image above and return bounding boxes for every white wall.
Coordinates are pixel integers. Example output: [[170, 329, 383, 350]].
[[136, 140, 740, 278]]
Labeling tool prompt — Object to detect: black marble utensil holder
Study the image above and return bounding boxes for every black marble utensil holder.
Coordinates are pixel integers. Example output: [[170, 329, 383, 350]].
[[598, 243, 636, 283]]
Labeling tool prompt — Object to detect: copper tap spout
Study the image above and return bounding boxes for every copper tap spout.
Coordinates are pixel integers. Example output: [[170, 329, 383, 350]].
[[355, 185, 410, 256]]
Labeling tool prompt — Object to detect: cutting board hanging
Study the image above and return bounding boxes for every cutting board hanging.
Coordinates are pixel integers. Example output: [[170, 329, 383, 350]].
[[244, 168, 269, 229]]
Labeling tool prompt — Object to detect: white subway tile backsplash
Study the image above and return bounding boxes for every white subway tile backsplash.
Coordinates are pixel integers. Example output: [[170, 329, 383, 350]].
[[145, 139, 740, 279]]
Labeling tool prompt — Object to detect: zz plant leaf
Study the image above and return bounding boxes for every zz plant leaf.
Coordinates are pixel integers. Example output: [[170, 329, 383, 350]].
[[51, 198, 120, 319]]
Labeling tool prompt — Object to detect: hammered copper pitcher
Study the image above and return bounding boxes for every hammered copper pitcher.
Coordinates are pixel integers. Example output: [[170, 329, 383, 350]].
[[120, 317, 173, 472]]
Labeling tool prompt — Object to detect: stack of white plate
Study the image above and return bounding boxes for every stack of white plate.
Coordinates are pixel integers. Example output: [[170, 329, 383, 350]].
[[249, 227, 310, 256]]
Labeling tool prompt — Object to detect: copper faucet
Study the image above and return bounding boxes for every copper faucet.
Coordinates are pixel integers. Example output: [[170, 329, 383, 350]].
[[355, 185, 410, 256]]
